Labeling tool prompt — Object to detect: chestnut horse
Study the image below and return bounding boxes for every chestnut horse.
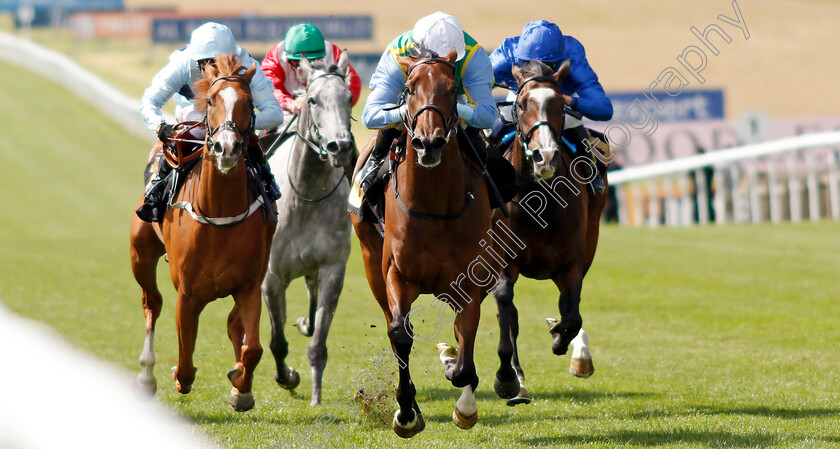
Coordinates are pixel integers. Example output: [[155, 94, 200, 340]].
[[351, 48, 497, 437], [492, 60, 608, 405], [130, 55, 275, 411]]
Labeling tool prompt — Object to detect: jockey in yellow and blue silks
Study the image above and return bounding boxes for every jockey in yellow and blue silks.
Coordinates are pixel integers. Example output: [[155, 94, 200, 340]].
[[355, 11, 497, 191], [489, 20, 613, 195]]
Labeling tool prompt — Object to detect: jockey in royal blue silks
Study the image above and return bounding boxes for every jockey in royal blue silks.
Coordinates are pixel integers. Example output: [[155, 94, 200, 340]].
[[489, 20, 613, 195]]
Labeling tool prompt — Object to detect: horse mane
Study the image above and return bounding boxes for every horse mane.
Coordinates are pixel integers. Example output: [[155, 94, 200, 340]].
[[194, 54, 252, 112], [517, 60, 554, 78], [407, 42, 439, 59]]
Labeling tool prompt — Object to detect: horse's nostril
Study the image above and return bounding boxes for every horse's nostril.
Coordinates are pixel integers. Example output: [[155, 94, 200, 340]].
[[339, 139, 353, 152], [213, 141, 224, 154], [326, 141, 339, 153], [532, 151, 544, 164], [411, 137, 424, 151], [431, 137, 447, 151]]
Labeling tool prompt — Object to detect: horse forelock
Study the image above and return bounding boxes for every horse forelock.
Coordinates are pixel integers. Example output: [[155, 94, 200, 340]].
[[518, 60, 554, 78], [194, 54, 252, 112], [408, 42, 438, 60]]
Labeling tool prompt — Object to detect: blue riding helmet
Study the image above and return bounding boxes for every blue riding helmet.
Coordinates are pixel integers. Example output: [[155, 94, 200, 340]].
[[513, 20, 565, 63]]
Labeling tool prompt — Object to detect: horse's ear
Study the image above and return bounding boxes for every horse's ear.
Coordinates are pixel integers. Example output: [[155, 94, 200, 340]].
[[396, 56, 413, 74], [299, 55, 314, 80], [512, 64, 525, 85], [336, 50, 349, 76], [444, 48, 457, 65], [553, 59, 571, 84], [243, 61, 256, 83]]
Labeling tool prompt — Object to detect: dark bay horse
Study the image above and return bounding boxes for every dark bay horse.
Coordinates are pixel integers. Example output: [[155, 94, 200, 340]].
[[350, 48, 497, 438], [492, 60, 608, 405], [262, 53, 354, 406], [130, 55, 275, 411]]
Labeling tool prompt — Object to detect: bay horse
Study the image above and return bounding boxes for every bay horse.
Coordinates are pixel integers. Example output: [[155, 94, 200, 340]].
[[492, 60, 608, 405], [351, 47, 499, 438], [261, 53, 354, 406], [130, 54, 276, 411]]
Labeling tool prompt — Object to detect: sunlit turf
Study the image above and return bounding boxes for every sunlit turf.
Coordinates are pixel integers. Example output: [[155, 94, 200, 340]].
[[2, 61, 839, 448]]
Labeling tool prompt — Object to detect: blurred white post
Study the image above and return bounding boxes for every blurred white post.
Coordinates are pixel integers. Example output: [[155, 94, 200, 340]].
[[788, 153, 802, 223], [747, 159, 762, 223], [678, 174, 693, 225], [829, 148, 840, 220], [714, 165, 727, 225], [767, 157, 781, 223], [662, 177, 677, 226], [805, 150, 820, 221], [732, 167, 748, 223], [631, 183, 644, 226], [615, 184, 630, 225], [695, 169, 709, 225], [647, 179, 660, 227]]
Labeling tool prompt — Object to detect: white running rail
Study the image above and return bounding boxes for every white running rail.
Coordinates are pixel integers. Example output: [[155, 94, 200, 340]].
[[607, 131, 840, 226], [0, 31, 167, 142]]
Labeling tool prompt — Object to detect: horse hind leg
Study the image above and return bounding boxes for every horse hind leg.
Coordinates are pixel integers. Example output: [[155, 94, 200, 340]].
[[295, 274, 319, 337], [130, 217, 165, 398], [261, 270, 300, 391], [307, 266, 345, 406]]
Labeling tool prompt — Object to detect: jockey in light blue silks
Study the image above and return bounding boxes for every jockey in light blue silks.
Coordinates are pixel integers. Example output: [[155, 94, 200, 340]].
[[137, 22, 284, 223], [354, 11, 498, 192], [489, 20, 613, 195]]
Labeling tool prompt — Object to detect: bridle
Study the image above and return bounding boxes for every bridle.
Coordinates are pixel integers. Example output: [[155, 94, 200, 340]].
[[204, 75, 255, 151], [513, 75, 566, 160], [295, 70, 351, 161], [400, 59, 459, 141]]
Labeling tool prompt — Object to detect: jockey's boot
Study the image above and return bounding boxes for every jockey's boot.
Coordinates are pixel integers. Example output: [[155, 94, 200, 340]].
[[248, 137, 281, 202], [566, 125, 606, 196], [355, 130, 395, 192], [136, 161, 173, 223]]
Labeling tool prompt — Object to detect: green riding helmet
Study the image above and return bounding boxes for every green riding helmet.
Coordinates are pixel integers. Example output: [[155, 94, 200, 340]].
[[284, 24, 326, 60]]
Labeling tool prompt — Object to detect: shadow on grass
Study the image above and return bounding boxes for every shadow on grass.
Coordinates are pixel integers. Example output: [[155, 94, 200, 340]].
[[420, 386, 660, 404], [697, 405, 840, 419], [525, 430, 840, 447]]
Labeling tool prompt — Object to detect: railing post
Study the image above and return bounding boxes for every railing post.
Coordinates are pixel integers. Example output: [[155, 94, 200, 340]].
[[829, 148, 840, 220], [805, 150, 820, 222]]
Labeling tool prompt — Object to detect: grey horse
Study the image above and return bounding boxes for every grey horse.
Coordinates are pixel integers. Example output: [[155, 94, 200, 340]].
[[262, 53, 354, 405]]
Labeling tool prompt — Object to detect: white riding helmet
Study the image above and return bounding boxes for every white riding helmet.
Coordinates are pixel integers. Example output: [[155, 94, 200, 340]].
[[189, 22, 237, 61], [413, 12, 466, 61]]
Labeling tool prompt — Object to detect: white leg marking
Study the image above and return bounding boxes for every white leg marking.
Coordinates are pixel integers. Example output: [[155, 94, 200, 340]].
[[570, 328, 591, 360], [456, 385, 477, 416]]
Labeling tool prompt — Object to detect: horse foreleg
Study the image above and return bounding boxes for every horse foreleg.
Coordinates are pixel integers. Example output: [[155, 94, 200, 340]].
[[261, 270, 299, 391], [550, 269, 584, 356], [449, 297, 480, 429], [130, 216, 165, 398], [227, 303, 244, 363], [174, 294, 205, 394], [307, 265, 345, 406], [386, 268, 424, 438], [492, 279, 521, 401], [228, 282, 263, 412]]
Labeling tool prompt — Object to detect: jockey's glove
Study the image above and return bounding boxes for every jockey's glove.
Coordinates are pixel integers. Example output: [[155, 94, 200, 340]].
[[156, 122, 175, 145]]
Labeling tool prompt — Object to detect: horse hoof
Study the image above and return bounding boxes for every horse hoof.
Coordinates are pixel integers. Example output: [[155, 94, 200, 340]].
[[452, 408, 478, 429], [493, 374, 519, 399], [505, 387, 532, 406], [570, 356, 595, 378], [295, 317, 313, 337], [552, 334, 569, 355], [134, 373, 157, 399], [229, 387, 255, 412], [175, 380, 191, 394], [276, 368, 300, 390], [392, 409, 425, 438]]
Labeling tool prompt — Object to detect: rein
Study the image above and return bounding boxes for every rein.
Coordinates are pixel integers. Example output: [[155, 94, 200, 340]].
[[390, 58, 475, 220]]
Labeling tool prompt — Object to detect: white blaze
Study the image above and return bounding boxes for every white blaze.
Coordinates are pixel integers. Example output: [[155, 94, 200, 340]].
[[528, 87, 558, 150]]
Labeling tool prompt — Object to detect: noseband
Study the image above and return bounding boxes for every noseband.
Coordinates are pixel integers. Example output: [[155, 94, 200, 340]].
[[514, 75, 566, 158], [401, 59, 459, 140], [204, 75, 255, 149]]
